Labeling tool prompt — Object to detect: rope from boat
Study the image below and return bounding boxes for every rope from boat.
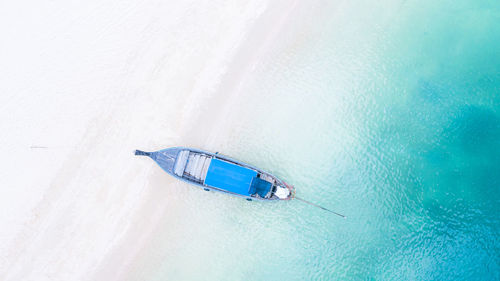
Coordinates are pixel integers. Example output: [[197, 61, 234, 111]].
[[294, 196, 346, 219]]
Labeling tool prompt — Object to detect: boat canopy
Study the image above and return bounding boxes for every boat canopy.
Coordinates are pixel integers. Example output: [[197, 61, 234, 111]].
[[248, 177, 272, 198], [204, 159, 257, 195]]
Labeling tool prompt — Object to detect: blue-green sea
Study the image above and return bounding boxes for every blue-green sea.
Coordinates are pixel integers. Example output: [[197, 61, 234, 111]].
[[141, 1, 500, 280]]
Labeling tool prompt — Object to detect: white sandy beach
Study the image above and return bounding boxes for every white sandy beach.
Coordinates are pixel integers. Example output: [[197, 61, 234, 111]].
[[0, 0, 313, 280]]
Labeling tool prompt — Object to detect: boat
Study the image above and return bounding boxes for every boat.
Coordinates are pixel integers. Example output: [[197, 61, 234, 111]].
[[134, 147, 295, 201]]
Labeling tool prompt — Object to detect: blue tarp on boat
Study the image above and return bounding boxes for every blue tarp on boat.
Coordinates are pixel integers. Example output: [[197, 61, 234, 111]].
[[204, 159, 257, 195], [249, 177, 272, 197]]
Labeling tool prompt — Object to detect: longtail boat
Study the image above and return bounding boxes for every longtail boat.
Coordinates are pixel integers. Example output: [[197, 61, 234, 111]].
[[134, 147, 295, 201]]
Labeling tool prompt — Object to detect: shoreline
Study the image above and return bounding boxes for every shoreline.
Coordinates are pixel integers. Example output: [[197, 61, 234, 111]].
[[0, 1, 312, 280], [90, 1, 309, 280]]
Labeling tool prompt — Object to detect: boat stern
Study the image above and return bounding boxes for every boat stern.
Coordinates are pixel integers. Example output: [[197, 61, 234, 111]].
[[273, 181, 295, 200]]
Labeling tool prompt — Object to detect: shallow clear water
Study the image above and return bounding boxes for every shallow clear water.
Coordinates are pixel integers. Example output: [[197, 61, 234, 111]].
[[146, 1, 499, 280]]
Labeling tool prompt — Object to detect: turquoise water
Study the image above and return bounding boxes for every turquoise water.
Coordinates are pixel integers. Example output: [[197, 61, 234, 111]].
[[145, 1, 499, 280]]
